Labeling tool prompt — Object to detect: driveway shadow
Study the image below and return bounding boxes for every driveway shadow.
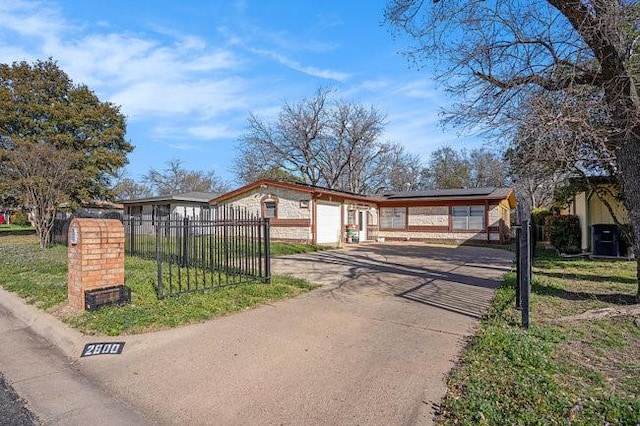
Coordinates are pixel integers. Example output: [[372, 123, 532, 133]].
[[274, 244, 513, 319], [532, 281, 637, 305]]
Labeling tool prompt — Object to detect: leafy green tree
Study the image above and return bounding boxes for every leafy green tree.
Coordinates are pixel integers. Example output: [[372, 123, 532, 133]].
[[0, 59, 132, 247], [254, 167, 307, 185]]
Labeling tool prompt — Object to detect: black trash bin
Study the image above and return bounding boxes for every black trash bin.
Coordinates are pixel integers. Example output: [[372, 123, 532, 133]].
[[592, 224, 620, 257]]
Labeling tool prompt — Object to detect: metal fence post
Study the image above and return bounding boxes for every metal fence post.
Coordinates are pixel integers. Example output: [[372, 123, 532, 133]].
[[156, 220, 163, 298], [129, 216, 136, 254], [182, 217, 189, 267], [520, 220, 531, 329], [515, 225, 521, 309], [263, 218, 271, 284]]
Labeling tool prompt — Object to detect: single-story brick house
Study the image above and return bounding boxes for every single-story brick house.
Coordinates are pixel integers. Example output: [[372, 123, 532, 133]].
[[120, 192, 218, 220], [210, 180, 377, 245], [373, 187, 516, 244], [211, 180, 516, 245]]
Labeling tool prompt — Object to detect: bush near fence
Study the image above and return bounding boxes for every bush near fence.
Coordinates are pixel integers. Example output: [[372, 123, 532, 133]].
[[531, 208, 553, 242], [545, 215, 581, 254]]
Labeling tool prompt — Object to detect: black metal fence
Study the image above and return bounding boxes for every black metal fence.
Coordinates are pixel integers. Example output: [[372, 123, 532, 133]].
[[51, 210, 123, 246], [134, 208, 271, 298], [52, 206, 271, 298]]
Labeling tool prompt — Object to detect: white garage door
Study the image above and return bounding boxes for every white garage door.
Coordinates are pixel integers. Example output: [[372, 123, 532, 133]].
[[316, 202, 341, 245]]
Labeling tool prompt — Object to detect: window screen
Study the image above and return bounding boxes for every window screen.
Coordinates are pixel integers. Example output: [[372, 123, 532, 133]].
[[380, 207, 406, 229], [452, 206, 485, 230]]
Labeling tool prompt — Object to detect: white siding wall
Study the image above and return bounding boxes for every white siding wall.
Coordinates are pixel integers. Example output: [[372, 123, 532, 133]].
[[223, 187, 311, 219], [408, 206, 449, 226], [221, 187, 312, 242]]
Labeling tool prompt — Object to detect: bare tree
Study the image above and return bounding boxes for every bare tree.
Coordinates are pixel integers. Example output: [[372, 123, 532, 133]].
[[2, 142, 80, 247], [234, 87, 330, 186], [421, 146, 471, 189], [386, 0, 640, 297], [235, 87, 417, 194], [469, 148, 509, 187], [379, 144, 424, 192], [143, 159, 228, 196], [421, 146, 508, 189]]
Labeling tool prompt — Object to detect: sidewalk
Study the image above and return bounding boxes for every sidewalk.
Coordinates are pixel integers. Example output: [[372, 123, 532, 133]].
[[0, 290, 156, 426]]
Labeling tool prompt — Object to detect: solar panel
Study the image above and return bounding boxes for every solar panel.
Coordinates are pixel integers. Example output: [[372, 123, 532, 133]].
[[385, 187, 496, 199]]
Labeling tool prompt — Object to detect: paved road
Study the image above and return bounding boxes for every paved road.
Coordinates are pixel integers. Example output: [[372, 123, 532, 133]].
[[0, 302, 155, 426], [71, 243, 512, 425], [0, 373, 38, 426]]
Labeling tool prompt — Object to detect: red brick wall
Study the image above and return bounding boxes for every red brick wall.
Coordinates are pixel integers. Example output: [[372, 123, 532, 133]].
[[67, 218, 125, 311]]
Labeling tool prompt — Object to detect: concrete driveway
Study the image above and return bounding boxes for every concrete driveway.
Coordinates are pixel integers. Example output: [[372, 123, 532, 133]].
[[75, 243, 512, 425]]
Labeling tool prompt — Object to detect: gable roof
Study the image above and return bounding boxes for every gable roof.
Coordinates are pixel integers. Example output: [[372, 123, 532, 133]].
[[211, 180, 373, 204], [120, 191, 220, 204], [212, 180, 516, 209]]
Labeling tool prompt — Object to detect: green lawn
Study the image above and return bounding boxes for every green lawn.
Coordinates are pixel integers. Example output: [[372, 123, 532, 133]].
[[439, 250, 639, 425], [270, 241, 332, 256], [123, 234, 331, 262], [0, 235, 318, 335], [0, 224, 35, 232]]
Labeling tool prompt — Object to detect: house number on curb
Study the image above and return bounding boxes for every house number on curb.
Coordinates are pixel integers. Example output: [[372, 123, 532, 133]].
[[81, 342, 125, 357]]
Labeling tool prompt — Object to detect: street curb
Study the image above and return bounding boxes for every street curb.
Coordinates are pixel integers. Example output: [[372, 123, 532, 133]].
[[0, 288, 84, 359]]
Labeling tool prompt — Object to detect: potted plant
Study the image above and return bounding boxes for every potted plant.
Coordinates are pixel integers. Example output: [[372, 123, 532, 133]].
[[346, 224, 356, 243]]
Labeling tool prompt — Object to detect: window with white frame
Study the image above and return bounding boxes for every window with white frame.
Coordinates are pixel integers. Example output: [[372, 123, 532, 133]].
[[380, 207, 406, 229], [452, 205, 485, 230]]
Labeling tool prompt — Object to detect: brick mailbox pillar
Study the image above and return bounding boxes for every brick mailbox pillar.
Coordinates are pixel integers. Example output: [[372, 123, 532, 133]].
[[67, 218, 125, 311]]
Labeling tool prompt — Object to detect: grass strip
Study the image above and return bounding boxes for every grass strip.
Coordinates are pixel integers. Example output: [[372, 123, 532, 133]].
[[0, 235, 318, 335], [439, 252, 639, 425]]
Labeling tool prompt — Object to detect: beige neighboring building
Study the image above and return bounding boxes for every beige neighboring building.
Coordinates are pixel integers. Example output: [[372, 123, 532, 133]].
[[565, 182, 629, 252], [211, 180, 516, 246]]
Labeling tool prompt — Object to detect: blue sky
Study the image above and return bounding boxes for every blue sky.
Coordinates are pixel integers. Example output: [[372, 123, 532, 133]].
[[0, 0, 485, 186]]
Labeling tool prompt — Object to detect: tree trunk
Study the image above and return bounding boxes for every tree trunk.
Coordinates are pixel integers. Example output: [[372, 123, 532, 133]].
[[616, 133, 640, 301]]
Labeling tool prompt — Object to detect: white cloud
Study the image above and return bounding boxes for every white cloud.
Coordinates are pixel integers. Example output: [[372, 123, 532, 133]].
[[170, 143, 200, 151], [111, 78, 248, 118], [0, 1, 252, 130], [251, 48, 350, 81], [0, 1, 68, 39], [187, 125, 237, 140]]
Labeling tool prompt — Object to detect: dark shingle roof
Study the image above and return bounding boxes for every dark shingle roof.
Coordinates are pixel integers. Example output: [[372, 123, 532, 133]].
[[383, 187, 496, 199], [120, 192, 219, 204]]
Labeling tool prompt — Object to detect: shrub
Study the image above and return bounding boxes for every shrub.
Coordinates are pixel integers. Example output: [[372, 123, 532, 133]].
[[531, 208, 553, 227], [10, 210, 30, 226], [532, 208, 554, 242], [545, 215, 581, 254]]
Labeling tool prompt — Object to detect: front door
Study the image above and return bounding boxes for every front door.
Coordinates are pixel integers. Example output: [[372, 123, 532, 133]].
[[358, 211, 367, 242]]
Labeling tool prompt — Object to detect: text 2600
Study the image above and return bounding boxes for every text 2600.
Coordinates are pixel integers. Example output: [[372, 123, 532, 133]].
[[81, 342, 125, 357]]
